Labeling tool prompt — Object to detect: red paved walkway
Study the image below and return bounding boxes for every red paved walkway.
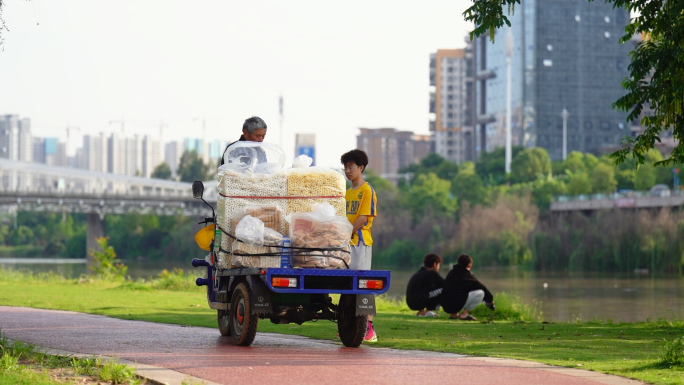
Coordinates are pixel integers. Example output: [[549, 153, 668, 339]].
[[0, 307, 642, 385]]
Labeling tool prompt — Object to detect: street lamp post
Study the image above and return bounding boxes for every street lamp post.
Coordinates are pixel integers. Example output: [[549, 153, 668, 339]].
[[561, 108, 569, 160], [505, 28, 514, 174]]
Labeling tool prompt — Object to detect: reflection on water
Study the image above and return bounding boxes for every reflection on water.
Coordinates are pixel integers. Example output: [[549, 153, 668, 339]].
[[2, 259, 683, 323], [0, 258, 192, 280]]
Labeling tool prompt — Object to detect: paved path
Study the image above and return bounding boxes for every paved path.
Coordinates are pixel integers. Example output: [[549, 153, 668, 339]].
[[0, 307, 643, 385]]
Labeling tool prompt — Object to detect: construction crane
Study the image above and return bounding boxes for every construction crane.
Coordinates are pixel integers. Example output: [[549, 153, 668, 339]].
[[108, 119, 125, 136]]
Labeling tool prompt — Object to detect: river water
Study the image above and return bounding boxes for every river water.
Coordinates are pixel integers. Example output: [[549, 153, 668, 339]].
[[2, 258, 682, 323]]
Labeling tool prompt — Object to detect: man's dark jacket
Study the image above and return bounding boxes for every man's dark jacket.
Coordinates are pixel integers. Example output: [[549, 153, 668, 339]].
[[440, 264, 493, 314], [405, 267, 444, 311]]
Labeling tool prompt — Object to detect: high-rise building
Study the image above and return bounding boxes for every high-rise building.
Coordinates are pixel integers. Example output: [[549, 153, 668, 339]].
[[474, 0, 631, 159], [142, 135, 161, 178], [32, 138, 46, 164], [295, 134, 316, 166], [106, 133, 143, 176], [208, 140, 228, 163], [108, 133, 126, 174], [125, 135, 143, 176], [165, 141, 183, 178], [429, 48, 476, 164], [0, 114, 32, 162], [184, 138, 203, 157], [357, 128, 431, 184], [82, 133, 108, 173], [32, 137, 67, 166]]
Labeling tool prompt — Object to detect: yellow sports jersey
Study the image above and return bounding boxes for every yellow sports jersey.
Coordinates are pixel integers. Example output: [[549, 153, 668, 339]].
[[345, 182, 377, 246]]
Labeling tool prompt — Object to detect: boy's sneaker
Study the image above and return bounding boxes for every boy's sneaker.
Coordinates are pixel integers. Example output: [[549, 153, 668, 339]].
[[364, 321, 378, 343]]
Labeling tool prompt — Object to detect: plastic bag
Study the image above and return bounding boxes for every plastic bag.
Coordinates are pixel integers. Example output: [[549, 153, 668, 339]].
[[292, 154, 313, 168], [235, 215, 265, 246], [220, 142, 286, 174], [286, 203, 353, 269]]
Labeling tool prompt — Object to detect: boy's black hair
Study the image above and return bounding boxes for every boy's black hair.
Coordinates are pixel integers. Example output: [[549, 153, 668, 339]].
[[340, 149, 368, 171], [423, 253, 442, 268], [457, 254, 473, 267]]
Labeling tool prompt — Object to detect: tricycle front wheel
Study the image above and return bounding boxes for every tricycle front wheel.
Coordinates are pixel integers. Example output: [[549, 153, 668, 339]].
[[229, 282, 258, 346]]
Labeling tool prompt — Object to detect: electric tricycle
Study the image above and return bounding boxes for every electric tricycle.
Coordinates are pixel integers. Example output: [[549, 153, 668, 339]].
[[190, 181, 391, 347]]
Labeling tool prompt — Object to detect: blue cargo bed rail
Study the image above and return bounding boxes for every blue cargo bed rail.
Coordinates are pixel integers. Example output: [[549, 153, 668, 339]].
[[216, 266, 391, 295]]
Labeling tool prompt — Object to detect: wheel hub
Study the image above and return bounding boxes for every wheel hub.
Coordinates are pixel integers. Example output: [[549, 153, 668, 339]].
[[237, 302, 245, 324]]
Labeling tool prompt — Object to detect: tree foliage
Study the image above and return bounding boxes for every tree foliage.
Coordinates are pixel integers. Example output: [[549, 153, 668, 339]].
[[151, 162, 173, 180], [451, 162, 487, 206], [511, 147, 551, 183], [176, 150, 211, 182], [590, 162, 618, 193], [403, 172, 457, 224], [463, 0, 684, 167]]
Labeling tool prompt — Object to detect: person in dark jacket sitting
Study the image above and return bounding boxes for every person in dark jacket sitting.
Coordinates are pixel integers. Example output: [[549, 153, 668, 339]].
[[406, 253, 444, 317], [440, 254, 494, 320]]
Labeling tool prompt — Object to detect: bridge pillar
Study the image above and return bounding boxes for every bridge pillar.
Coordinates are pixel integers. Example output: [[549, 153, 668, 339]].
[[86, 212, 106, 269]]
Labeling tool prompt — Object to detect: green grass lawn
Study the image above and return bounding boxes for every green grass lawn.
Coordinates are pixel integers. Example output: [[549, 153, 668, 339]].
[[1, 268, 683, 385]]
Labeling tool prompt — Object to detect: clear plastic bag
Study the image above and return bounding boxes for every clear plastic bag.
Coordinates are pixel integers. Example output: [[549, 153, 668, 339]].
[[235, 215, 265, 246], [286, 203, 353, 269], [219, 142, 286, 175], [292, 154, 313, 168]]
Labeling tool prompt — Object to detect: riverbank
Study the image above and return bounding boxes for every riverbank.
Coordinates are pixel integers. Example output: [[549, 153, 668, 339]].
[[4, 260, 684, 323], [0, 269, 682, 384]]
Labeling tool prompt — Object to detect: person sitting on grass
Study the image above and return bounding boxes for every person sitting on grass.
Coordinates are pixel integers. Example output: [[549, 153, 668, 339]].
[[406, 253, 444, 317], [440, 254, 495, 320]]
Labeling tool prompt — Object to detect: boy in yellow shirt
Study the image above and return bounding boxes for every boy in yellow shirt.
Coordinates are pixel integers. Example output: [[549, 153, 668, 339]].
[[341, 149, 378, 342]]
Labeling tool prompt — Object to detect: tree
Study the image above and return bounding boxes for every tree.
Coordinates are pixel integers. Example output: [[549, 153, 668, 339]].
[[475, 145, 524, 185], [634, 163, 656, 191], [511, 147, 551, 183], [531, 176, 566, 210], [464, 0, 684, 167], [176, 150, 210, 182], [591, 162, 618, 193], [451, 162, 487, 206], [553, 151, 586, 176], [566, 170, 592, 196], [151, 162, 173, 180], [399, 153, 459, 185], [403, 172, 457, 223]]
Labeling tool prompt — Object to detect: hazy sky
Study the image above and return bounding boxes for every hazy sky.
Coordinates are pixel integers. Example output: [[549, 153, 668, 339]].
[[0, 0, 474, 167]]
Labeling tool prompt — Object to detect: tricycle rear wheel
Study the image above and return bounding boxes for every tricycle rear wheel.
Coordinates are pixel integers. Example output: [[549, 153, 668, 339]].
[[337, 295, 368, 348], [218, 309, 231, 336], [229, 282, 258, 346]]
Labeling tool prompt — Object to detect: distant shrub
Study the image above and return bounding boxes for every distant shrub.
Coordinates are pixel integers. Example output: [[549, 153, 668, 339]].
[[89, 237, 127, 281], [149, 268, 198, 291]]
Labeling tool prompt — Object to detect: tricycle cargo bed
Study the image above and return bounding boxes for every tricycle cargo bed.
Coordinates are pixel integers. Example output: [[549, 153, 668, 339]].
[[215, 267, 391, 295]]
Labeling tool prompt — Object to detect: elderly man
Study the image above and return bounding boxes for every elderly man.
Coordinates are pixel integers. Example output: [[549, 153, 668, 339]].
[[219, 116, 268, 168]]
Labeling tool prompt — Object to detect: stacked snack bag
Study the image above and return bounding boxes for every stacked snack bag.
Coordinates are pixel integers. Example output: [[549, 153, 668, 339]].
[[215, 142, 350, 269]]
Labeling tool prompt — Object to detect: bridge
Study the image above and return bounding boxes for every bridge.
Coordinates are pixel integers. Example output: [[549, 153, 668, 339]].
[[550, 190, 684, 212], [0, 159, 218, 262]]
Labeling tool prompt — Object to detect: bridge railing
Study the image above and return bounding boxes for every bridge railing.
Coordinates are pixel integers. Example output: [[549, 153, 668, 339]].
[[0, 159, 218, 199], [554, 188, 682, 203]]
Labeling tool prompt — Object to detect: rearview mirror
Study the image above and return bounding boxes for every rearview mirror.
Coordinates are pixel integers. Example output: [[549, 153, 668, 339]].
[[192, 181, 204, 199]]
